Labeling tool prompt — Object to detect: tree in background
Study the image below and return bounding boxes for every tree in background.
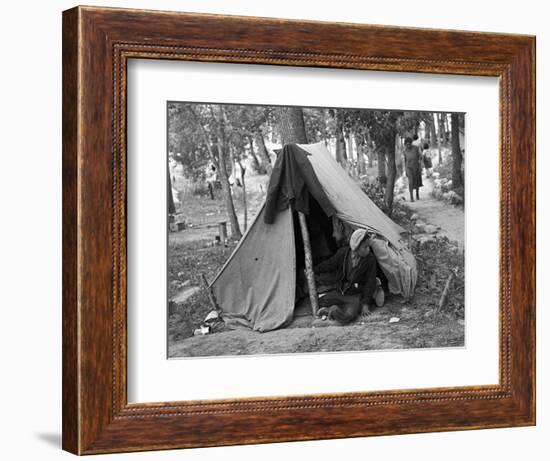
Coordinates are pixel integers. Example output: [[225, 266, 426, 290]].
[[303, 107, 334, 145], [363, 111, 401, 216], [451, 112, 464, 192], [233, 105, 274, 175], [277, 106, 309, 145], [185, 104, 242, 240], [168, 103, 210, 181]]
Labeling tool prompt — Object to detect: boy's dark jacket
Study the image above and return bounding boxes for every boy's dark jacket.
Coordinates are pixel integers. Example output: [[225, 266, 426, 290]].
[[313, 245, 375, 304]]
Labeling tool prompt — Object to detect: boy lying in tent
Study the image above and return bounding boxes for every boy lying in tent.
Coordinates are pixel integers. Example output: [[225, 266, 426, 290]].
[[312, 229, 386, 324]]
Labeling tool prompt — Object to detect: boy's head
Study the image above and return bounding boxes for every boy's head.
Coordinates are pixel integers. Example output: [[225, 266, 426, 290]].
[[350, 229, 371, 256]]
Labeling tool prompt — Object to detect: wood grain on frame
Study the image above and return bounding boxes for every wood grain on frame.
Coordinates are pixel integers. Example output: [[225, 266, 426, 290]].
[[62, 6, 535, 455]]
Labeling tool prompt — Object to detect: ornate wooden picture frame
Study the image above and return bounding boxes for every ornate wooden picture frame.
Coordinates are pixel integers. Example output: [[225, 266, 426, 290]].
[[62, 5, 535, 455]]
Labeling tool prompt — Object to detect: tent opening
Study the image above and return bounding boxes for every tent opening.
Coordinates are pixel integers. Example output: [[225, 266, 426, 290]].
[[292, 193, 338, 274]]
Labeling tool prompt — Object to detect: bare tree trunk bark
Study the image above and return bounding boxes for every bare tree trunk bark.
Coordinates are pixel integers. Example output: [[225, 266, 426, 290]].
[[217, 143, 242, 239], [357, 139, 366, 176], [346, 132, 354, 161], [384, 130, 398, 217], [277, 107, 308, 145], [377, 148, 387, 185], [215, 107, 242, 240], [298, 212, 318, 317], [438, 112, 446, 149], [248, 137, 263, 174], [237, 160, 248, 231], [334, 111, 347, 165], [429, 117, 441, 165], [168, 170, 176, 214], [254, 130, 272, 175], [451, 112, 464, 191], [444, 113, 451, 138], [366, 133, 374, 168]]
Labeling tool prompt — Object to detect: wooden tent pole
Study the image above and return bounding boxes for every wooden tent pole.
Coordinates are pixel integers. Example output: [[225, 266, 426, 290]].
[[298, 211, 319, 317]]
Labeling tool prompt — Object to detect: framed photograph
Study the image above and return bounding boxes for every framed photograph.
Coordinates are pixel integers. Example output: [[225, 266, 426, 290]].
[[62, 6, 535, 455]]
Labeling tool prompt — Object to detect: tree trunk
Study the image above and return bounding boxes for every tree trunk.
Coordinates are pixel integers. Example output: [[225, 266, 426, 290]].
[[384, 130, 398, 217], [275, 107, 319, 317], [254, 130, 272, 175], [248, 137, 264, 174], [346, 132, 354, 161], [277, 107, 308, 145], [217, 143, 242, 239], [444, 113, 451, 138], [366, 133, 374, 168], [237, 160, 248, 231], [430, 116, 442, 165], [438, 112, 446, 148], [451, 112, 463, 191], [215, 107, 242, 240], [168, 171, 176, 214], [334, 111, 347, 165], [357, 139, 366, 176], [298, 212, 318, 317], [377, 148, 387, 185]]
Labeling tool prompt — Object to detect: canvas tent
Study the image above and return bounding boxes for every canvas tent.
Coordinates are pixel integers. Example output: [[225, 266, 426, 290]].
[[211, 142, 417, 332]]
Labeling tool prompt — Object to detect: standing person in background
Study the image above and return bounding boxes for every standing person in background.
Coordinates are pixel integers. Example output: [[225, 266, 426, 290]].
[[403, 137, 423, 202], [422, 142, 433, 178], [205, 163, 217, 200]]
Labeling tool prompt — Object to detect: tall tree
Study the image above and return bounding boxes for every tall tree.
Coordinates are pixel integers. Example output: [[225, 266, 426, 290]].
[[254, 130, 273, 174], [168, 171, 176, 214], [384, 128, 398, 215], [451, 112, 463, 191], [247, 136, 264, 174], [334, 110, 347, 165], [277, 107, 308, 145], [234, 105, 273, 175], [365, 111, 402, 216], [356, 135, 366, 176], [438, 112, 447, 146], [187, 105, 242, 240], [303, 107, 333, 144], [430, 114, 442, 165], [377, 147, 386, 185], [275, 107, 319, 317]]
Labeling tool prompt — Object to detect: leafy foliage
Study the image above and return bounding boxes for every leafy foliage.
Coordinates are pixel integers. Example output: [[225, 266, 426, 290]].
[[413, 237, 465, 318]]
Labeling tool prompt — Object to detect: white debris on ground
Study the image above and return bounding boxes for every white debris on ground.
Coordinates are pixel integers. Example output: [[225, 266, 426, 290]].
[[204, 310, 219, 322], [171, 286, 200, 304]]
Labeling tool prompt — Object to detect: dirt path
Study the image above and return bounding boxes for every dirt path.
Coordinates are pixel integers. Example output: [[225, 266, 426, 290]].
[[397, 174, 464, 248]]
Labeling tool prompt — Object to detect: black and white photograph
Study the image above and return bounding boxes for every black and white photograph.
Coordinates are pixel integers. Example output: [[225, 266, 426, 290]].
[[167, 102, 465, 358]]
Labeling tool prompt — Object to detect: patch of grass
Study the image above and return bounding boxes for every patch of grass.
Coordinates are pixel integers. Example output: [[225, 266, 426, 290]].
[[168, 241, 236, 343], [412, 236, 465, 318]]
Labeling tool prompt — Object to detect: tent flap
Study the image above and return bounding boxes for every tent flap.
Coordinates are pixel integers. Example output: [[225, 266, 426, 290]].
[[212, 205, 296, 332]]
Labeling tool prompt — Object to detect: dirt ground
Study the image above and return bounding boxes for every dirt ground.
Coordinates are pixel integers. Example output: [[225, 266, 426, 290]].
[[169, 296, 464, 357], [168, 167, 465, 358]]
